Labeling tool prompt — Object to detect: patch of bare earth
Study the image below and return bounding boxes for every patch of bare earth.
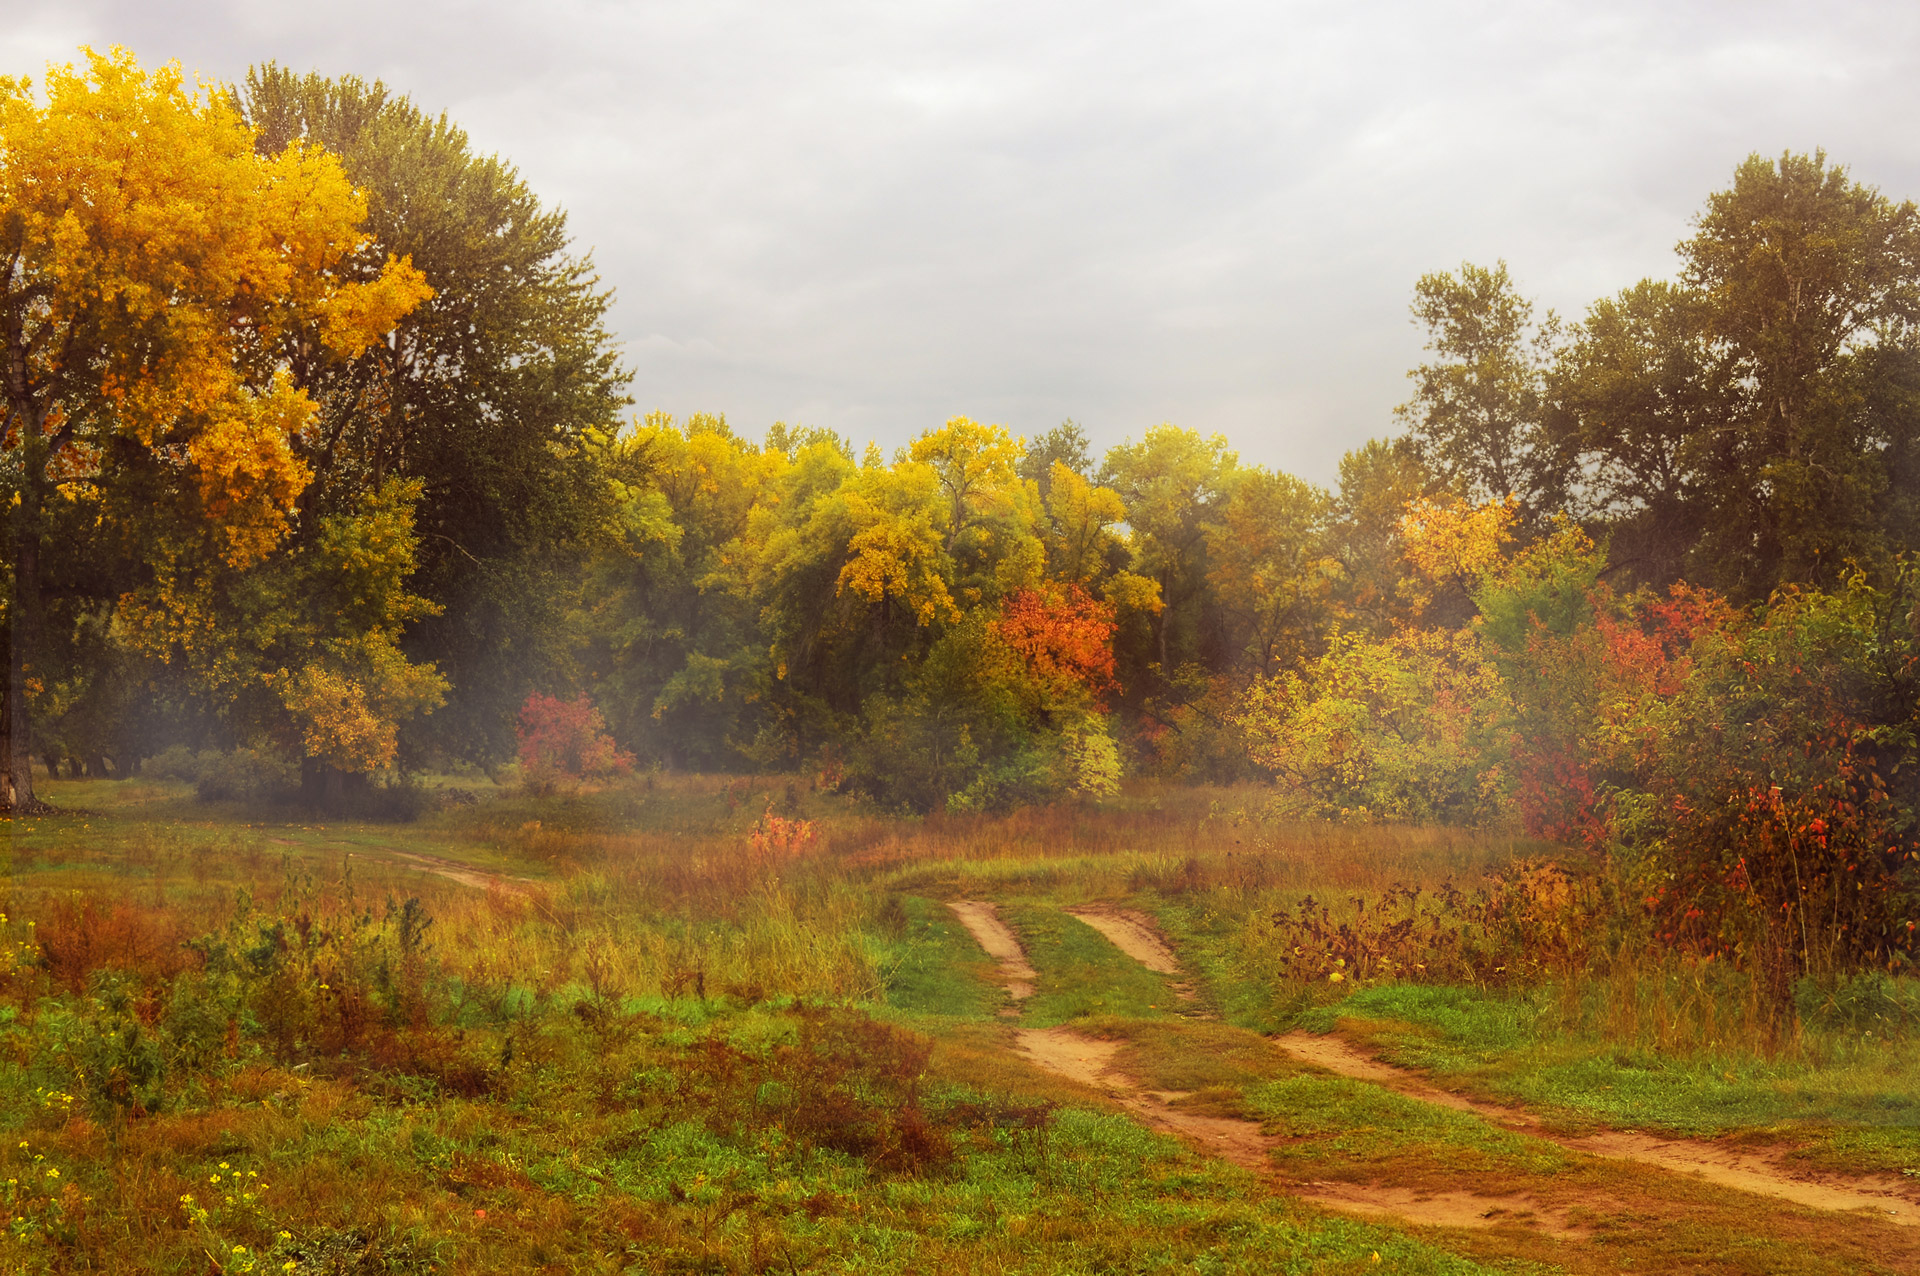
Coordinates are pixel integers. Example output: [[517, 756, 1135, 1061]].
[[270, 838, 535, 895], [386, 850, 535, 895], [1275, 1031, 1920, 1226], [1066, 906, 1203, 1003], [946, 900, 1037, 1011], [1016, 1025, 1579, 1235]]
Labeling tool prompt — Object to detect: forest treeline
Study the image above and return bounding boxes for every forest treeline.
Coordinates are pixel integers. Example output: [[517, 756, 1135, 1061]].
[[3, 52, 1918, 991]]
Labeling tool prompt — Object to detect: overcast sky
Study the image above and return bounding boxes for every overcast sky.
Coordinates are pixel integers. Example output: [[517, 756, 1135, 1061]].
[[6, 1, 1918, 480]]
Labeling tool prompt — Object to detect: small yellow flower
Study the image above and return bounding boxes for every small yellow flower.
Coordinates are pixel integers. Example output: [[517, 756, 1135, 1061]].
[[44, 1168, 58, 1179]]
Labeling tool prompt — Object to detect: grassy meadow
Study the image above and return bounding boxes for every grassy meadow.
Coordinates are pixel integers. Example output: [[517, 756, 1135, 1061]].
[[0, 773, 1916, 1274]]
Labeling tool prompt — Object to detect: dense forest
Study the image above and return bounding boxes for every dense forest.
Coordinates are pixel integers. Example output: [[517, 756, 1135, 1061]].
[[4, 53, 1918, 994]]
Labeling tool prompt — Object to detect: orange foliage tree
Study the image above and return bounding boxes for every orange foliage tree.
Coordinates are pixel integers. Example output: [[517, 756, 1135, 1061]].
[[991, 582, 1118, 714]]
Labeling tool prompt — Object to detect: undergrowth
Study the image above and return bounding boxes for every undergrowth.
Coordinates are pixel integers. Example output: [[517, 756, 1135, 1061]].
[[0, 771, 1913, 1270]]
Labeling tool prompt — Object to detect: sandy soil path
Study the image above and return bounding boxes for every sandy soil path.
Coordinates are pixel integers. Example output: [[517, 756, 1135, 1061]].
[[387, 850, 536, 895], [1275, 1031, 1919, 1225], [1054, 900, 1918, 1230], [1016, 1024, 1581, 1233], [1066, 906, 1202, 1002], [946, 900, 1037, 1006]]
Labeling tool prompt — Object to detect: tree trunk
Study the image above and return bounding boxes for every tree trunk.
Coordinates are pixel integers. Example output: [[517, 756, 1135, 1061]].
[[8, 450, 41, 813], [0, 674, 11, 810], [1157, 573, 1172, 676]]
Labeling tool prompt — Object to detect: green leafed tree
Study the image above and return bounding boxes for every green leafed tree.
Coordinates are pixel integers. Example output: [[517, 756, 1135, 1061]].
[[1550, 279, 1725, 587], [581, 413, 786, 768], [236, 66, 631, 766], [1397, 261, 1566, 521], [1678, 150, 1920, 597], [1098, 425, 1237, 680]]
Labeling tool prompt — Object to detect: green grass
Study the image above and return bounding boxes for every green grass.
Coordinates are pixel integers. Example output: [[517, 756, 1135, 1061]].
[[882, 896, 1005, 1020], [1001, 904, 1178, 1027], [1246, 1072, 1574, 1181], [1306, 983, 1920, 1174]]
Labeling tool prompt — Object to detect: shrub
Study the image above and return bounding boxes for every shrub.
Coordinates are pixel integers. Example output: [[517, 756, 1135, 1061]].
[[1613, 570, 1920, 1017], [54, 973, 167, 1120], [143, 744, 201, 782], [516, 693, 634, 794], [192, 748, 299, 804], [37, 898, 196, 995]]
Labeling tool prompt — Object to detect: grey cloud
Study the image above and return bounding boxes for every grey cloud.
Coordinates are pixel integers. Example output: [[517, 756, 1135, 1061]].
[[7, 0, 1920, 480]]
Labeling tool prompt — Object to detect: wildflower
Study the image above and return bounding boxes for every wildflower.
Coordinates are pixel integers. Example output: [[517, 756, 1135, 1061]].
[[1328, 971, 1344, 983], [474, 1208, 486, 1221], [44, 1169, 57, 1179]]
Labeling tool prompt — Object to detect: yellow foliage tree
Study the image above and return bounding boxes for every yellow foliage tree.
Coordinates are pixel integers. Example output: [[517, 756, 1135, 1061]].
[[909, 416, 1022, 553], [0, 48, 429, 808], [836, 462, 960, 627], [1395, 495, 1518, 618]]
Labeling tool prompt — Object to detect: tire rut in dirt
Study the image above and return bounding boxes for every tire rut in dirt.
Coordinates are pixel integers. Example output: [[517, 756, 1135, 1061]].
[[945, 900, 1037, 1011], [1275, 1030, 1920, 1225], [1065, 905, 1205, 1004], [1015, 1024, 1582, 1235]]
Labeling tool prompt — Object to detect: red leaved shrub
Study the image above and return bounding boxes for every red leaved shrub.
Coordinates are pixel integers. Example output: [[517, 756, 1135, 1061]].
[[516, 693, 634, 792]]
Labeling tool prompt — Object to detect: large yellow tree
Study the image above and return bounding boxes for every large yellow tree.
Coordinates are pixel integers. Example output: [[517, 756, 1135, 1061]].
[[0, 48, 427, 809]]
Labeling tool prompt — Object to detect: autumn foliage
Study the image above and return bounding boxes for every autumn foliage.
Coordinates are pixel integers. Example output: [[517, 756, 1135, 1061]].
[[515, 693, 635, 791], [1240, 492, 1920, 1007], [991, 583, 1118, 711]]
